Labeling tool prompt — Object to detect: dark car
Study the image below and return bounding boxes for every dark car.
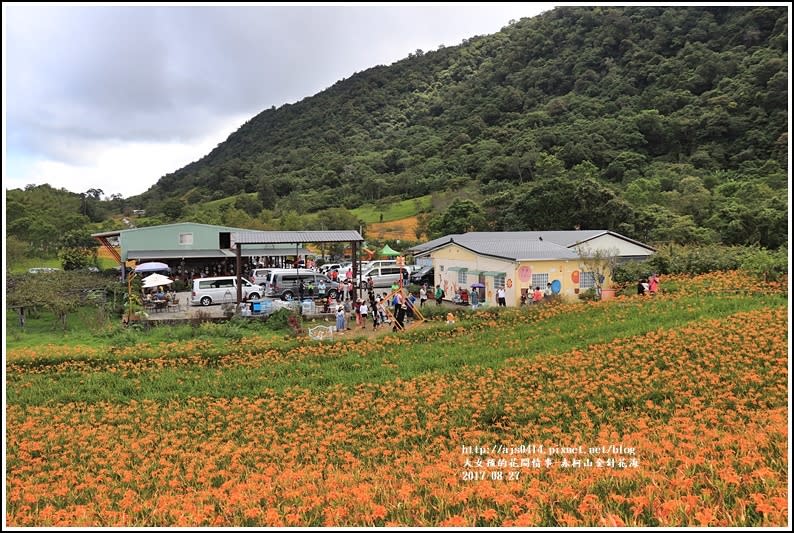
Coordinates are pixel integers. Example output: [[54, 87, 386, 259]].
[[410, 265, 434, 285]]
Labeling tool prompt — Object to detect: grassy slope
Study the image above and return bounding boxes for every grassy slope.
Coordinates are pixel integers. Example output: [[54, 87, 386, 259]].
[[6, 292, 786, 406], [352, 195, 431, 224]]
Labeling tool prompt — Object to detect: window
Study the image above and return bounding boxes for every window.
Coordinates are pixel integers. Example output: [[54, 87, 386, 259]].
[[580, 272, 596, 289], [178, 233, 193, 245], [531, 273, 548, 289], [457, 269, 468, 284], [494, 274, 506, 290], [382, 267, 401, 275]]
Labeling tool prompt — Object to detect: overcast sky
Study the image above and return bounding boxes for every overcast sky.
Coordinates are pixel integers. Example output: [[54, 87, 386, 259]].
[[3, 3, 553, 199]]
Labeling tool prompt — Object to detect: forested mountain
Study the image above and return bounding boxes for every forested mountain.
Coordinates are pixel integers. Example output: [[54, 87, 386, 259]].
[[9, 6, 789, 253]]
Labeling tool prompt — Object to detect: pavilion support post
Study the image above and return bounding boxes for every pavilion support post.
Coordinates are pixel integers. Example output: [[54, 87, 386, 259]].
[[351, 240, 358, 300], [236, 243, 243, 307]]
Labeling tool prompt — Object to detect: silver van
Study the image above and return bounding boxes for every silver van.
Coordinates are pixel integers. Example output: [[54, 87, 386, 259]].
[[360, 266, 404, 288], [264, 270, 340, 301], [191, 276, 262, 306], [250, 268, 274, 286]]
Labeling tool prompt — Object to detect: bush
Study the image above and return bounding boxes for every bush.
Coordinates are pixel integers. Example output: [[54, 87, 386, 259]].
[[265, 308, 302, 335], [196, 320, 246, 340], [615, 244, 788, 286], [577, 288, 599, 301], [740, 246, 788, 282], [647, 244, 745, 275], [612, 260, 653, 284]]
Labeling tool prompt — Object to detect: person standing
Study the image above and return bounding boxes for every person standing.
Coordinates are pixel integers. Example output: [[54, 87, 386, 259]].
[[392, 291, 403, 317], [343, 298, 352, 329], [359, 299, 369, 329], [307, 279, 315, 299], [394, 304, 407, 331], [419, 285, 428, 307], [497, 287, 506, 307], [648, 273, 659, 295], [434, 285, 445, 305], [341, 279, 349, 302], [470, 287, 479, 309], [354, 298, 362, 326], [335, 305, 346, 333]]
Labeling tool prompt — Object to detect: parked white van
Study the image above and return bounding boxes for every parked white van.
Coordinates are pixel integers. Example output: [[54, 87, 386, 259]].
[[360, 265, 405, 288], [191, 276, 262, 306]]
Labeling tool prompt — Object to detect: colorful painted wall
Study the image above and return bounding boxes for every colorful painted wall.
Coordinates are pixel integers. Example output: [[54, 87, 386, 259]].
[[430, 244, 612, 306]]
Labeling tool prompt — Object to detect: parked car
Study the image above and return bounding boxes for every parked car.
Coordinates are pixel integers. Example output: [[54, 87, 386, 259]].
[[190, 276, 262, 306], [410, 265, 434, 285], [319, 263, 343, 274], [263, 270, 340, 301]]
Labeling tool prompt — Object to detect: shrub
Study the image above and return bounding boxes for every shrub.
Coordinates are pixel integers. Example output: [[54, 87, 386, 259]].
[[265, 308, 302, 335], [577, 288, 599, 301], [740, 246, 788, 282]]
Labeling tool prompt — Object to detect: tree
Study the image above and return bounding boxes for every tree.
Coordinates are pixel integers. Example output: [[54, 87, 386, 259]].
[[427, 199, 488, 238], [256, 179, 277, 210], [574, 244, 621, 296], [316, 207, 361, 230], [6, 236, 29, 268], [161, 198, 185, 220], [58, 230, 97, 271], [235, 194, 263, 217]]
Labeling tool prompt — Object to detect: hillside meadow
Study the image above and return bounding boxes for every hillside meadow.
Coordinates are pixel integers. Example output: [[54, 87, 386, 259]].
[[5, 271, 789, 526]]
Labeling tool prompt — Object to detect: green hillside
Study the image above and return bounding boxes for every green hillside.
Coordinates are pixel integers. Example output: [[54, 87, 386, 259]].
[[129, 5, 787, 248], [6, 6, 788, 261]]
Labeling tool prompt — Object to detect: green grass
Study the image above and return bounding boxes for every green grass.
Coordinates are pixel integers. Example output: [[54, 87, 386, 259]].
[[5, 308, 287, 351], [352, 195, 432, 223], [187, 192, 256, 212], [6, 292, 786, 406], [8, 256, 118, 274], [7, 257, 62, 274]]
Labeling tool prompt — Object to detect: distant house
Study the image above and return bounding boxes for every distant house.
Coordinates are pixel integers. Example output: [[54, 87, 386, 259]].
[[132, 209, 146, 216], [407, 230, 655, 306]]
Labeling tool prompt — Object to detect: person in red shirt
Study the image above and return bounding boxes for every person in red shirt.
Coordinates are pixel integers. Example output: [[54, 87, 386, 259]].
[[648, 274, 660, 295], [532, 286, 544, 304]]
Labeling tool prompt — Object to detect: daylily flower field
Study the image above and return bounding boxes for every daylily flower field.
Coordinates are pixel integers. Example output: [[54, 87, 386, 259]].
[[6, 271, 789, 526]]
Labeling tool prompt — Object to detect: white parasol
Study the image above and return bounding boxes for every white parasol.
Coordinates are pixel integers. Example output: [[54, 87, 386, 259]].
[[142, 273, 174, 289]]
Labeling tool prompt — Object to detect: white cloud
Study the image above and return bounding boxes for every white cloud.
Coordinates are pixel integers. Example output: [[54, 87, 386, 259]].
[[3, 4, 554, 198], [4, 115, 247, 198]]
